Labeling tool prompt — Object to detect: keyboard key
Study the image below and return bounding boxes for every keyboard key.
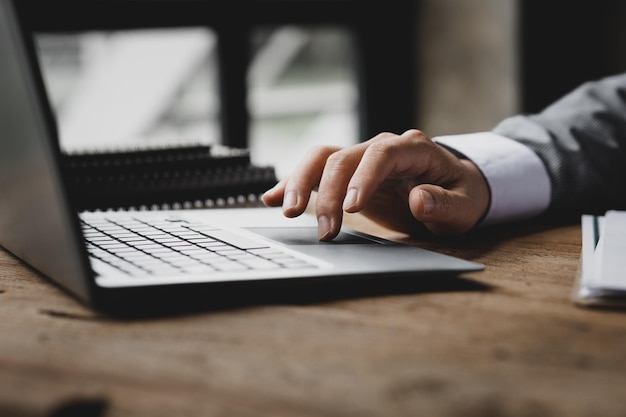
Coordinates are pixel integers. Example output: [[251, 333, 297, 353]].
[[81, 215, 317, 277]]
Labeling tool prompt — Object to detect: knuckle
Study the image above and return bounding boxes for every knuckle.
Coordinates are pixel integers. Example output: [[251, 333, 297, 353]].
[[366, 135, 404, 158], [324, 150, 346, 168], [306, 144, 338, 159], [325, 146, 360, 169], [403, 128, 426, 137], [315, 196, 340, 214], [371, 131, 397, 142], [365, 140, 393, 157], [403, 129, 432, 144], [319, 151, 355, 186]]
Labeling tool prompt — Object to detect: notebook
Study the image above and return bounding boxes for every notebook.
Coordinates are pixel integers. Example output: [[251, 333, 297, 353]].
[[573, 211, 626, 308], [62, 144, 278, 211], [0, 0, 482, 315]]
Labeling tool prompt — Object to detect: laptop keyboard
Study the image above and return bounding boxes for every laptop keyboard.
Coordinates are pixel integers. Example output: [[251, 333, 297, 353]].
[[81, 216, 317, 276]]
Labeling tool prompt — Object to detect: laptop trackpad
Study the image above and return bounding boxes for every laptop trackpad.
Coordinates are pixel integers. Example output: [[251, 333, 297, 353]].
[[246, 227, 380, 245]]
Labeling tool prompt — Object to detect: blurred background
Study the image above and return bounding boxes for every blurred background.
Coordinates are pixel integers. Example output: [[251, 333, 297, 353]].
[[36, 25, 358, 178], [32, 0, 626, 179]]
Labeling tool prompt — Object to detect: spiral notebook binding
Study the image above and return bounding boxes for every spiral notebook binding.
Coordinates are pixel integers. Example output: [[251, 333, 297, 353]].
[[62, 144, 277, 212], [87, 194, 265, 213]]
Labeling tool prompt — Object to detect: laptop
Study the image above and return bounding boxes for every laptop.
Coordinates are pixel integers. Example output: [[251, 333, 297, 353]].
[[0, 0, 482, 315]]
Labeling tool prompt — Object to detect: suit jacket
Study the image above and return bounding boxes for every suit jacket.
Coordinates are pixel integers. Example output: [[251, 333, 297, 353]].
[[493, 72, 626, 215]]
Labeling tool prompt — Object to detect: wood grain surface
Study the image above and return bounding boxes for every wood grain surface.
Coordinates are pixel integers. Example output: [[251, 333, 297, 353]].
[[1, 214, 625, 417]]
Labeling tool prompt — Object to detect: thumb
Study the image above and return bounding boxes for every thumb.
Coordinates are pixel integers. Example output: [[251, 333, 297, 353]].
[[408, 184, 478, 235]]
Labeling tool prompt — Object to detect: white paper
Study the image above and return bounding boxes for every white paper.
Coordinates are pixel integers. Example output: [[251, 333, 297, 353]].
[[573, 211, 626, 308], [595, 211, 626, 291]]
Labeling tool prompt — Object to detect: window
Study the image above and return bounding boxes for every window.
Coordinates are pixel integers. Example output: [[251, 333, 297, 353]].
[[28, 0, 416, 178], [36, 25, 360, 177], [36, 28, 219, 153], [248, 26, 358, 177]]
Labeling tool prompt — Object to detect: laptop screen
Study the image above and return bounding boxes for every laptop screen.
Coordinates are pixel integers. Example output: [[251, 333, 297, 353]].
[[0, 0, 92, 299]]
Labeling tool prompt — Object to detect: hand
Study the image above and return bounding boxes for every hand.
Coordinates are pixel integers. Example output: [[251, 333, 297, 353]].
[[262, 129, 490, 240]]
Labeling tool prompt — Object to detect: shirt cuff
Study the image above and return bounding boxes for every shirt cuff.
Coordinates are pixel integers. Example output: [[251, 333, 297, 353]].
[[434, 132, 551, 225]]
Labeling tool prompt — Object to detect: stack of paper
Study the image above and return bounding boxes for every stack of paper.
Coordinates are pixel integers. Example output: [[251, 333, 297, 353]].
[[573, 211, 626, 307]]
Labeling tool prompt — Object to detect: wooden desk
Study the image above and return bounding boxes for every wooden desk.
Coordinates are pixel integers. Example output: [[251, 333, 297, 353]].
[[1, 214, 626, 417]]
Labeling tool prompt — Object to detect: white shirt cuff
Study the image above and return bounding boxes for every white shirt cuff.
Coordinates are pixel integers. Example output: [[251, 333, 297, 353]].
[[434, 132, 551, 225]]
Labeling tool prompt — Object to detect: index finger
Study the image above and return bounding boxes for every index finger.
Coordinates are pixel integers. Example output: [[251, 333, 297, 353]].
[[278, 145, 343, 218]]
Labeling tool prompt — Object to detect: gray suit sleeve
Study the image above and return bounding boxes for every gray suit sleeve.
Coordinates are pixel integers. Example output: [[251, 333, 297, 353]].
[[493, 72, 626, 215]]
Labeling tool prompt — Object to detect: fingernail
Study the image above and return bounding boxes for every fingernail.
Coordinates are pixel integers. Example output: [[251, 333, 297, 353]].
[[343, 188, 359, 210], [420, 189, 435, 215], [318, 215, 332, 240], [283, 190, 297, 210]]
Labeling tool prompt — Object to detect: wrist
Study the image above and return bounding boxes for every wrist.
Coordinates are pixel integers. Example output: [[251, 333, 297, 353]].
[[435, 132, 551, 225], [460, 159, 491, 228]]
